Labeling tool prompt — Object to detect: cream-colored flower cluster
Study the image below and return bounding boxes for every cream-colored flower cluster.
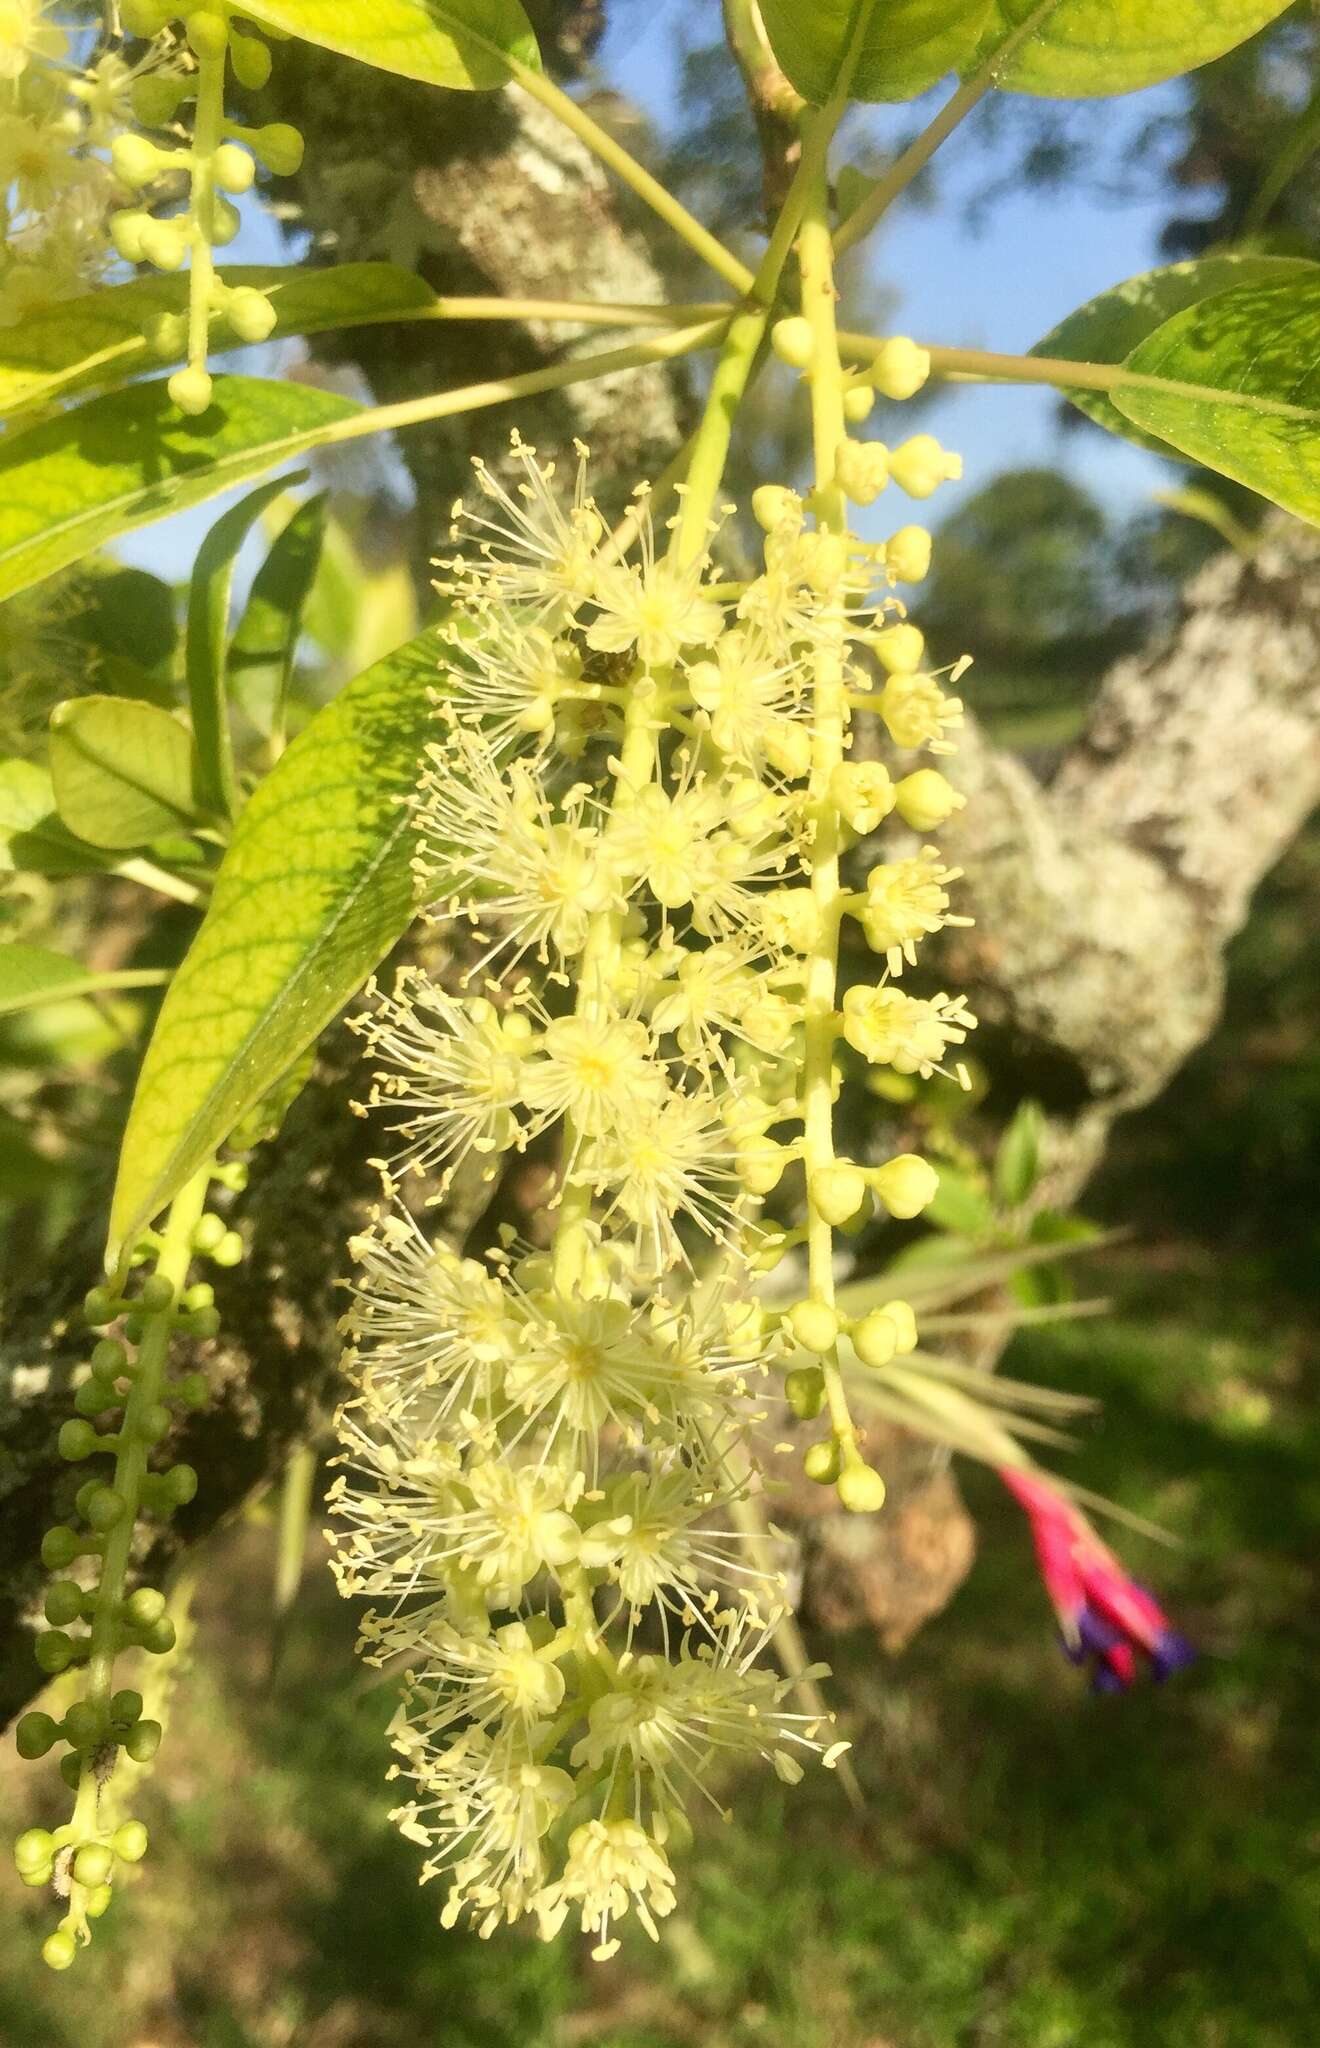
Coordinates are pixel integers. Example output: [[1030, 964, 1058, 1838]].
[[333, 412, 973, 1953]]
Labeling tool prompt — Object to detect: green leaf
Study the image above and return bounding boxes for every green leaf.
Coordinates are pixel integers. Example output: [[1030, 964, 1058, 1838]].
[[993, 1100, 1044, 1209], [925, 1166, 995, 1238], [0, 377, 359, 604], [1112, 275, 1320, 525], [0, 942, 92, 1014], [759, 0, 991, 104], [230, 493, 328, 741], [1032, 254, 1315, 451], [0, 263, 437, 422], [0, 757, 112, 875], [983, 0, 1294, 99], [187, 477, 300, 818], [240, 0, 541, 89], [49, 696, 196, 850], [107, 627, 445, 1262]]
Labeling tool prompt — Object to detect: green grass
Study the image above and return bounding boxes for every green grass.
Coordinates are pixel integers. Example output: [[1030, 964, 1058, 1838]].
[[3, 1291, 1318, 2048]]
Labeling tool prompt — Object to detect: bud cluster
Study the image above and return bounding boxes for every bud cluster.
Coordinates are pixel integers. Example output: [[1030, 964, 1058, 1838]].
[[335, 386, 975, 1949]]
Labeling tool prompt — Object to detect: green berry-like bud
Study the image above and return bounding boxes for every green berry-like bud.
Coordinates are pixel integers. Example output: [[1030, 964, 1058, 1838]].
[[83, 1287, 117, 1328], [63, 1701, 103, 1749], [843, 383, 875, 423], [893, 767, 964, 832], [131, 72, 191, 126], [210, 194, 242, 246], [191, 1213, 226, 1253], [124, 1718, 162, 1763], [250, 122, 305, 177], [85, 1485, 127, 1532], [143, 309, 188, 359], [125, 1586, 167, 1629], [136, 1401, 172, 1445], [113, 1820, 149, 1863], [44, 1581, 84, 1628], [141, 1616, 177, 1655], [58, 1420, 98, 1463], [787, 1298, 839, 1356], [111, 133, 173, 192], [15, 1712, 58, 1759], [168, 365, 214, 415], [73, 1842, 114, 1888], [784, 1365, 826, 1420], [59, 1752, 82, 1789], [121, 0, 174, 31], [213, 142, 256, 195], [186, 9, 229, 58], [225, 287, 277, 343], [770, 315, 814, 370], [174, 1371, 210, 1408], [109, 209, 150, 263], [91, 1338, 129, 1376], [209, 1228, 242, 1267], [837, 1461, 887, 1514], [139, 1273, 175, 1313], [810, 1162, 869, 1229], [803, 1437, 841, 1486], [35, 1631, 75, 1675], [870, 335, 931, 402], [42, 1929, 77, 1971], [140, 219, 188, 272], [112, 1688, 145, 1724], [853, 1308, 898, 1368], [189, 1304, 221, 1340], [184, 1282, 215, 1310], [74, 1377, 117, 1418], [167, 1462, 198, 1506], [872, 1153, 939, 1220], [84, 1882, 114, 1920], [230, 30, 272, 88], [883, 524, 933, 585], [14, 1827, 55, 1873], [41, 1526, 80, 1570]]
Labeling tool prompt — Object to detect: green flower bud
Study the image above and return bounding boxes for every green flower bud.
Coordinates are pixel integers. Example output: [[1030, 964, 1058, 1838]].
[[42, 1929, 77, 1971], [139, 1273, 175, 1313], [109, 209, 151, 263], [889, 433, 961, 500], [770, 316, 814, 370], [140, 219, 189, 272], [121, 0, 174, 31], [843, 383, 875, 423], [131, 73, 192, 126], [893, 768, 964, 832], [787, 1299, 839, 1356], [809, 1162, 868, 1228], [124, 1718, 162, 1763], [62, 1701, 103, 1748], [802, 1437, 841, 1485], [34, 1630, 75, 1675], [58, 1420, 98, 1463], [225, 288, 277, 344], [113, 1820, 149, 1863], [83, 1287, 117, 1328], [230, 30, 273, 88], [884, 524, 933, 584], [167, 1462, 198, 1506], [143, 309, 188, 358], [112, 1689, 145, 1724], [174, 1371, 211, 1408], [210, 194, 242, 245], [871, 1153, 939, 1220], [14, 1827, 55, 1874], [250, 122, 305, 177], [59, 1752, 82, 1789], [869, 336, 931, 401], [41, 1526, 80, 1570], [43, 1581, 84, 1628], [85, 1485, 127, 1532], [125, 1586, 167, 1629], [141, 1615, 177, 1656], [136, 1401, 172, 1445], [73, 1842, 114, 1888], [110, 132, 168, 189], [784, 1365, 826, 1420], [15, 1712, 58, 1760], [872, 621, 925, 673], [74, 1377, 117, 1418], [834, 438, 889, 507], [837, 1462, 886, 1514], [211, 1229, 243, 1267], [853, 1308, 898, 1368], [85, 1882, 114, 1920], [213, 143, 255, 195], [168, 365, 214, 415], [191, 1213, 226, 1253], [186, 9, 229, 58], [91, 1338, 128, 1376]]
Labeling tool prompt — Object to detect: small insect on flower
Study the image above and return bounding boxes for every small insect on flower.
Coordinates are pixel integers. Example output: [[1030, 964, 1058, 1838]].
[[1000, 1467, 1195, 1692]]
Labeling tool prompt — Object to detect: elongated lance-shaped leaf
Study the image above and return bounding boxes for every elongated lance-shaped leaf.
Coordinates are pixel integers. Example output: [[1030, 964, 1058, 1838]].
[[187, 477, 303, 819], [1032, 254, 1316, 452], [106, 626, 448, 1264], [230, 493, 329, 744], [0, 263, 437, 423], [0, 378, 360, 605], [240, 0, 541, 88], [1113, 275, 1320, 525]]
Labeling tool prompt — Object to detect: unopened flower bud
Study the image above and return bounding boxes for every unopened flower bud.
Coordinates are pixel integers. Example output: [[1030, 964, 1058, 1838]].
[[803, 1437, 841, 1485], [738, 1135, 790, 1196], [837, 1462, 886, 1513], [112, 1820, 149, 1863], [230, 31, 273, 89], [784, 1365, 826, 1419], [251, 122, 305, 177], [884, 525, 933, 584], [810, 1162, 868, 1227], [168, 364, 213, 415], [872, 621, 925, 673], [42, 1929, 76, 1972], [751, 483, 800, 532], [226, 287, 277, 342], [834, 438, 889, 506], [213, 143, 256, 195], [829, 759, 894, 834], [761, 888, 819, 955], [787, 1299, 840, 1355], [111, 133, 169, 189], [894, 768, 964, 831], [140, 220, 188, 272], [889, 434, 963, 499], [853, 1308, 899, 1368], [872, 1153, 939, 1219], [186, 9, 229, 58], [843, 383, 875, 423], [870, 336, 931, 401], [771, 316, 815, 370], [73, 1842, 114, 1888]]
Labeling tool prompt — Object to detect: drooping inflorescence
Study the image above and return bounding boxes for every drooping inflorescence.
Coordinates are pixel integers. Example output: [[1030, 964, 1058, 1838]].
[[332, 294, 977, 1950]]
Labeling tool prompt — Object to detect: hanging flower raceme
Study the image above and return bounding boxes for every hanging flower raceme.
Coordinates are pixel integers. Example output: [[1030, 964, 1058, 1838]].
[[999, 1467, 1195, 1692], [330, 382, 982, 1951]]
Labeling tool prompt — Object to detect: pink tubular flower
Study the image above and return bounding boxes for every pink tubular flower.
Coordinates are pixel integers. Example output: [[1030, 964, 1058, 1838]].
[[999, 1467, 1195, 1693]]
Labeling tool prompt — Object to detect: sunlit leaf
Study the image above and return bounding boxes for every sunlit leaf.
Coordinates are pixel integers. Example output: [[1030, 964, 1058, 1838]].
[[1032, 254, 1315, 451], [0, 757, 113, 875], [984, 0, 1294, 99], [187, 478, 299, 817], [759, 0, 990, 103], [230, 493, 328, 741], [1113, 274, 1320, 525], [241, 0, 541, 89], [49, 696, 196, 850], [107, 627, 447, 1262], [0, 377, 359, 604]]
